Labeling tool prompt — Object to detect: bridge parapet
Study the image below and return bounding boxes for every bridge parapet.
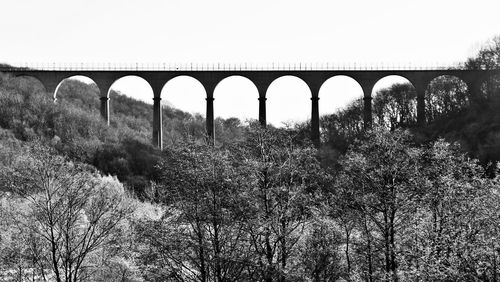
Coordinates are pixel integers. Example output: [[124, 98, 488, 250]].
[[0, 61, 480, 72]]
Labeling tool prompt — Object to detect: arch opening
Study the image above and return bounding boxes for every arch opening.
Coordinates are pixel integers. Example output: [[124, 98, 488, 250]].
[[108, 75, 154, 142], [319, 75, 364, 116], [160, 75, 207, 146], [318, 75, 365, 146], [213, 75, 259, 143], [109, 75, 154, 103], [371, 75, 417, 130], [266, 75, 311, 127], [54, 76, 100, 112], [425, 75, 469, 123]]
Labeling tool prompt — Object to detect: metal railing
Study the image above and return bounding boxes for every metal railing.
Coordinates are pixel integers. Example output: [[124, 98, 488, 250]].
[[0, 61, 471, 71]]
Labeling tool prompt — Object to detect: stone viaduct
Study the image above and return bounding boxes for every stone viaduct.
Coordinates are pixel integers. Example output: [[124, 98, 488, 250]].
[[3, 65, 499, 149]]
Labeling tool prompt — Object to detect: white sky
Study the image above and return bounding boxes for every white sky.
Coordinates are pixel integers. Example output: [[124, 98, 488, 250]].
[[2, 0, 500, 126]]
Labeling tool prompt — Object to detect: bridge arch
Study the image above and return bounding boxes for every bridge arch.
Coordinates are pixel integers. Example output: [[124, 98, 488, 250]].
[[319, 75, 364, 116], [108, 75, 154, 99], [161, 75, 207, 108], [160, 75, 207, 147], [318, 75, 365, 145], [371, 75, 418, 129], [214, 74, 256, 88], [425, 75, 469, 123], [53, 76, 100, 111], [213, 75, 259, 120], [162, 74, 207, 94], [266, 75, 312, 127], [105, 75, 154, 130], [212, 75, 259, 144], [13, 74, 47, 94]]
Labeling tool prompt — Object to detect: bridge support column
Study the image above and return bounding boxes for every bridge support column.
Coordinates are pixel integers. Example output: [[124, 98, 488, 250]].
[[311, 96, 320, 147], [152, 97, 163, 150], [259, 97, 267, 127], [99, 97, 110, 125], [206, 97, 215, 144], [363, 96, 372, 129]]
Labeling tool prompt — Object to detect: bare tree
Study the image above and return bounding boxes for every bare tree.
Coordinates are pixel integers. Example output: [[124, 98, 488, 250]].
[[1, 144, 133, 282]]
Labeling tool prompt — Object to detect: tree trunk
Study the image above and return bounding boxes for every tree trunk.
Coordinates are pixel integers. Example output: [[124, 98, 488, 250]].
[[197, 220, 207, 282], [213, 216, 222, 282], [493, 248, 498, 282], [364, 215, 374, 282], [279, 219, 287, 282], [265, 230, 274, 282], [345, 228, 351, 280], [384, 212, 391, 276], [344, 224, 351, 277], [389, 210, 398, 282]]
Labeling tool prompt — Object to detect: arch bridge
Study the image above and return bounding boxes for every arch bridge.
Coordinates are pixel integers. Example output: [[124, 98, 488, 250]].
[[3, 64, 499, 149]]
